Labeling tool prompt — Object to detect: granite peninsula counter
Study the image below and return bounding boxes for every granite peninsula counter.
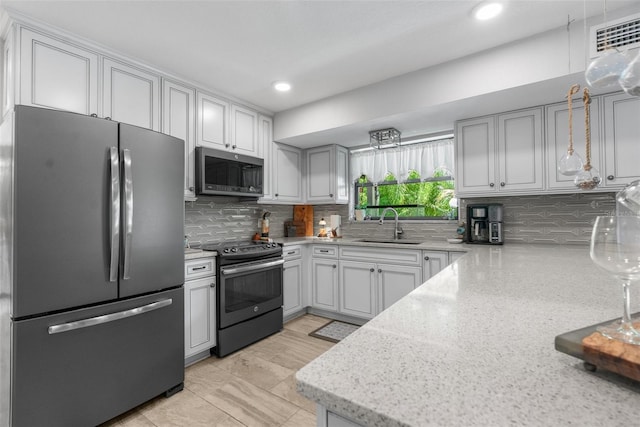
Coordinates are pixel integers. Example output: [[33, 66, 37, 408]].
[[296, 243, 640, 426]]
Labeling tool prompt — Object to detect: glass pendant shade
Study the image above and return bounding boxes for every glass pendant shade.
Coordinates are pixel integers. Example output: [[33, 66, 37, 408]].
[[558, 149, 584, 176], [585, 49, 629, 90], [619, 50, 640, 96], [574, 166, 602, 190], [617, 179, 640, 213]]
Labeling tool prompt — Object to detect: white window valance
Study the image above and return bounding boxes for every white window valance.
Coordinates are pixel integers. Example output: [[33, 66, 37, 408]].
[[350, 138, 454, 183]]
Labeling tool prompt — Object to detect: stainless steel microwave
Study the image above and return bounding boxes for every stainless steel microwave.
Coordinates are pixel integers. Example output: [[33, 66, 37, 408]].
[[195, 147, 264, 197]]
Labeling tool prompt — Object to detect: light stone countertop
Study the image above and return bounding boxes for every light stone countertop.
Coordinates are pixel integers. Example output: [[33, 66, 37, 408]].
[[296, 243, 640, 426], [273, 236, 468, 253], [185, 237, 468, 260]]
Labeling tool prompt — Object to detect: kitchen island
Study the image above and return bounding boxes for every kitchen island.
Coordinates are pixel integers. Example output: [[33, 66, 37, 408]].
[[296, 243, 640, 426]]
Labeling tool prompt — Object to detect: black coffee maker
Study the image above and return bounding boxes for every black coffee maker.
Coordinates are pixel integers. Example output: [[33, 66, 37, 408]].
[[466, 204, 503, 244]]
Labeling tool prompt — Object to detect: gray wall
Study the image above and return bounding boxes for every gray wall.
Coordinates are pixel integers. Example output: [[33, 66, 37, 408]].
[[185, 192, 615, 247]]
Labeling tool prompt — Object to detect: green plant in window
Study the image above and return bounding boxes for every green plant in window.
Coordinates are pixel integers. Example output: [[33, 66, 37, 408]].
[[378, 173, 402, 208], [356, 175, 369, 210], [419, 169, 455, 217]]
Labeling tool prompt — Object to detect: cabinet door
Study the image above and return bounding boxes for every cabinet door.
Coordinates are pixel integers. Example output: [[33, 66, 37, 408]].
[[197, 92, 229, 150], [455, 116, 496, 195], [283, 258, 304, 317], [339, 260, 376, 319], [258, 115, 274, 201], [19, 27, 99, 115], [184, 276, 216, 358], [422, 251, 449, 282], [603, 93, 640, 188], [230, 104, 259, 156], [546, 100, 601, 191], [103, 58, 160, 130], [497, 108, 543, 192], [335, 145, 350, 204], [378, 264, 422, 312], [312, 259, 338, 312], [3, 27, 14, 116], [273, 142, 303, 203], [306, 146, 334, 203], [163, 80, 196, 199]]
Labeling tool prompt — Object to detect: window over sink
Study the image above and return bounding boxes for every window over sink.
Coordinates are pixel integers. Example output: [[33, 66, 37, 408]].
[[351, 135, 456, 221]]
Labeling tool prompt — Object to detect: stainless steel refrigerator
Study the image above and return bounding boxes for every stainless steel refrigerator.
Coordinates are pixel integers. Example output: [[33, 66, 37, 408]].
[[0, 105, 185, 426]]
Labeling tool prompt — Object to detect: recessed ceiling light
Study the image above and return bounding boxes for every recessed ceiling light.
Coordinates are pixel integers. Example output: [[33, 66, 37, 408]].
[[473, 2, 503, 21], [273, 81, 291, 92]]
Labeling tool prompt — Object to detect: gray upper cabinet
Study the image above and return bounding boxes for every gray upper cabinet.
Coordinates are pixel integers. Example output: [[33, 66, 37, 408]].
[[196, 92, 229, 151], [18, 27, 99, 116], [272, 142, 304, 204], [102, 58, 160, 131], [306, 145, 349, 205], [455, 107, 542, 197], [602, 92, 640, 189], [230, 104, 259, 156], [455, 115, 496, 195], [162, 79, 196, 200]]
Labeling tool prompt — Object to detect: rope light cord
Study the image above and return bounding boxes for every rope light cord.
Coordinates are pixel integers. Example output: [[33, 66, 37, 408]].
[[583, 87, 592, 171], [567, 84, 581, 154]]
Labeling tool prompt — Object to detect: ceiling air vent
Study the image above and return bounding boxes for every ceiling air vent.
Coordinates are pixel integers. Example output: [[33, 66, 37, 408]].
[[590, 13, 640, 58]]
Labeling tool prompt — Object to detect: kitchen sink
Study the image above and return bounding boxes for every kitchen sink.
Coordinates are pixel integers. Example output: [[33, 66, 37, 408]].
[[355, 238, 425, 245]]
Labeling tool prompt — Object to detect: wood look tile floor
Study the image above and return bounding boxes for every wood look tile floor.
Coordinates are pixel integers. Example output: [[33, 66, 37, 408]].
[[102, 314, 334, 427]]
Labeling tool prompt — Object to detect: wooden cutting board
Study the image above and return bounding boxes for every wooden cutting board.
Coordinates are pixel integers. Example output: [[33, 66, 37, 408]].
[[582, 328, 640, 381], [293, 205, 314, 236]]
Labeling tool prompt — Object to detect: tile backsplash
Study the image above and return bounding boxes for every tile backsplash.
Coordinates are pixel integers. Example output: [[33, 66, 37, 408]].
[[184, 192, 616, 247]]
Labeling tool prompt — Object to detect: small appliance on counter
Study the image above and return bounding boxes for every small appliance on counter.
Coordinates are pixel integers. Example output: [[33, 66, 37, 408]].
[[466, 204, 503, 244]]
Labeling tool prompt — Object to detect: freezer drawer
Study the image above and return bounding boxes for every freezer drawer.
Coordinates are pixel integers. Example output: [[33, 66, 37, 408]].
[[10, 288, 184, 427]]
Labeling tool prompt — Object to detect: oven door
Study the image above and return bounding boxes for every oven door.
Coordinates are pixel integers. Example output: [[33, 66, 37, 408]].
[[218, 257, 284, 329]]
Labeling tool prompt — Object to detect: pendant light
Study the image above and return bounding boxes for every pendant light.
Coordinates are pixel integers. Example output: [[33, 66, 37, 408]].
[[574, 88, 602, 190], [619, 51, 640, 96], [557, 84, 584, 176], [584, 0, 629, 90]]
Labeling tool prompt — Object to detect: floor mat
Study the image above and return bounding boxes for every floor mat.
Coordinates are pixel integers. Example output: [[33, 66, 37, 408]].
[[308, 320, 360, 343]]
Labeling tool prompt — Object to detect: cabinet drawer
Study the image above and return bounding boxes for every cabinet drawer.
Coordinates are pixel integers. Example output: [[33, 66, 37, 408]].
[[185, 257, 215, 280], [312, 245, 338, 258], [283, 245, 302, 260], [339, 246, 421, 266]]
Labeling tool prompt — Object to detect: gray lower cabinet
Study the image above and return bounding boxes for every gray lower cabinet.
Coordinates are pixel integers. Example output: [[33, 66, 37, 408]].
[[311, 258, 339, 311], [283, 245, 304, 317], [184, 257, 216, 363], [422, 250, 449, 282]]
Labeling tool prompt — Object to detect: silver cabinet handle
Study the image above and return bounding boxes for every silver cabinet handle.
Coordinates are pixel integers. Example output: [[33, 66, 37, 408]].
[[370, 268, 374, 272], [378, 268, 382, 273], [489, 183, 495, 187], [424, 256, 430, 260], [192, 266, 207, 271], [320, 249, 329, 253], [109, 147, 120, 282], [210, 283, 215, 288], [48, 299, 172, 334], [122, 149, 133, 280], [221, 258, 284, 275], [287, 251, 296, 255], [500, 182, 506, 187]]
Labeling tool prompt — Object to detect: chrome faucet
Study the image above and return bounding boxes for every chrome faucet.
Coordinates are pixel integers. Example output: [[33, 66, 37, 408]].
[[379, 207, 403, 240]]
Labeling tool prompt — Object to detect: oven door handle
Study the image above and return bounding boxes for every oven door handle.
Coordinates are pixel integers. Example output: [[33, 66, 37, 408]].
[[220, 258, 284, 275]]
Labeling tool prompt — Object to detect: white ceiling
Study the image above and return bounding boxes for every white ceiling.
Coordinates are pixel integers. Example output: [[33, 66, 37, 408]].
[[2, 0, 638, 116]]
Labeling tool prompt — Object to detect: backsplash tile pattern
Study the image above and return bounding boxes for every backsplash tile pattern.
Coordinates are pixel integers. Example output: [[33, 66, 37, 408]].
[[184, 192, 616, 247], [184, 197, 292, 247], [459, 192, 616, 245]]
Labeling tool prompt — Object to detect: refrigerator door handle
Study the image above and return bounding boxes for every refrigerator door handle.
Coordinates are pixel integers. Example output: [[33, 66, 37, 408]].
[[109, 147, 120, 282], [48, 298, 173, 334], [122, 148, 133, 280]]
